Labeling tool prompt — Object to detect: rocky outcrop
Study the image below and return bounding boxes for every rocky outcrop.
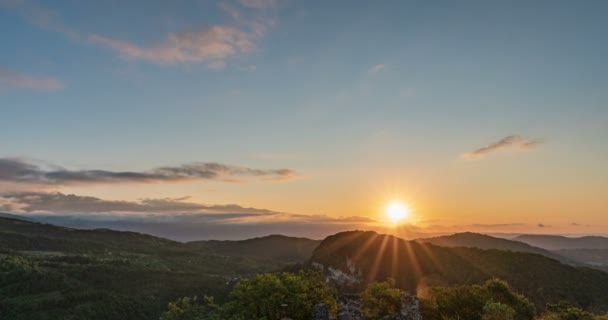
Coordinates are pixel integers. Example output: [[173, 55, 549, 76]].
[[311, 292, 421, 320], [379, 293, 422, 320], [337, 295, 363, 320], [312, 303, 330, 320]]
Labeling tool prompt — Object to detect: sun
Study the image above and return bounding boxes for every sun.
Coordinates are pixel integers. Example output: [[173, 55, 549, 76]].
[[385, 201, 410, 224]]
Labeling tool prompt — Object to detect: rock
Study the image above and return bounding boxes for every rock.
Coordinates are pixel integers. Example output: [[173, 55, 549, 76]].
[[379, 293, 422, 320], [337, 294, 363, 320], [399, 293, 422, 320], [311, 303, 330, 320]]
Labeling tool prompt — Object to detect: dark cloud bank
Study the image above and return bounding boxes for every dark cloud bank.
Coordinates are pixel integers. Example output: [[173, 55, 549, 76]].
[[0, 158, 296, 185], [0, 192, 381, 241]]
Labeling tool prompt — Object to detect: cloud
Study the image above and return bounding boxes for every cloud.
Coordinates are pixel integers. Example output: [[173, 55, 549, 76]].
[[0, 192, 279, 215], [90, 0, 280, 68], [0, 158, 297, 186], [368, 64, 385, 75], [237, 0, 279, 10], [90, 26, 254, 68], [4, 0, 279, 69], [469, 223, 526, 228], [0, 191, 384, 240], [463, 135, 542, 159], [0, 66, 63, 91]]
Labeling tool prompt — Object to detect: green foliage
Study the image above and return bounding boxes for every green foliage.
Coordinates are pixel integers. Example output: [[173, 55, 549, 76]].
[[539, 302, 595, 320], [222, 271, 337, 320], [0, 252, 228, 320], [360, 278, 404, 319], [160, 296, 220, 320], [422, 279, 535, 320], [482, 302, 516, 320], [0, 217, 321, 320]]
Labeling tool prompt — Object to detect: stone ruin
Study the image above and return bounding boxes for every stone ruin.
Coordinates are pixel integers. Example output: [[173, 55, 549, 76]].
[[311, 293, 422, 320]]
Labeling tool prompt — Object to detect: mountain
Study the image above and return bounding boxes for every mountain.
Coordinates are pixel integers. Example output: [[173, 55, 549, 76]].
[[188, 234, 320, 265], [0, 212, 36, 221], [514, 234, 608, 250], [0, 215, 185, 254], [311, 230, 608, 313], [0, 216, 315, 320], [555, 249, 608, 272], [417, 232, 570, 263]]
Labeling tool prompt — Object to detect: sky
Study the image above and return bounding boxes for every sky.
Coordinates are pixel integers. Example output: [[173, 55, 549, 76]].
[[1, 0, 607, 240]]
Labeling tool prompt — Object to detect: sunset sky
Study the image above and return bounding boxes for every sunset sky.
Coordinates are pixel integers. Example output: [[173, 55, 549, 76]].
[[1, 0, 607, 239]]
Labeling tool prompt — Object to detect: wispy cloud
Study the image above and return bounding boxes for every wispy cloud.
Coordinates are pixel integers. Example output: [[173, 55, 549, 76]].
[[463, 135, 542, 159], [91, 0, 279, 68], [0, 192, 279, 215], [237, 0, 279, 10], [0, 66, 63, 91], [368, 64, 386, 75], [0, 158, 297, 186], [4, 0, 280, 69], [90, 26, 254, 68]]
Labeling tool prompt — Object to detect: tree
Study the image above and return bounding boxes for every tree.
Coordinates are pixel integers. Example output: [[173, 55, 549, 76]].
[[360, 278, 404, 319], [421, 279, 535, 320], [223, 271, 337, 320], [482, 279, 535, 320], [428, 283, 486, 320], [539, 301, 594, 320], [482, 302, 515, 320], [160, 296, 220, 320]]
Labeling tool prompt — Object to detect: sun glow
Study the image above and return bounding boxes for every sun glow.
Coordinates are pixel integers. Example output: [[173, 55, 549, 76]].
[[385, 201, 410, 224]]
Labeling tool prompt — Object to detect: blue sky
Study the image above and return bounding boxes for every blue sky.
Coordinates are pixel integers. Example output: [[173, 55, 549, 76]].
[[1, 0, 607, 239]]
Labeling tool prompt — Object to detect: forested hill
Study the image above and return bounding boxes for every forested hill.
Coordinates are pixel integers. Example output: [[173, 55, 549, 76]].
[[0, 216, 318, 320], [187, 234, 320, 264], [417, 232, 571, 264], [311, 230, 608, 313], [515, 234, 608, 250], [0, 215, 184, 254]]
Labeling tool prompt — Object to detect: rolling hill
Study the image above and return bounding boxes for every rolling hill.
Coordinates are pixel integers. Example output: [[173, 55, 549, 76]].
[[0, 216, 317, 320], [514, 234, 608, 250], [187, 234, 320, 265], [311, 230, 608, 313], [555, 249, 608, 272], [417, 232, 571, 264]]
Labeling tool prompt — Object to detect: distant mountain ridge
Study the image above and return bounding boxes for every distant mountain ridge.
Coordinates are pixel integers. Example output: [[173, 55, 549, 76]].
[[311, 230, 608, 313], [0, 215, 182, 254], [417, 232, 572, 264], [187, 234, 320, 264], [514, 234, 608, 250]]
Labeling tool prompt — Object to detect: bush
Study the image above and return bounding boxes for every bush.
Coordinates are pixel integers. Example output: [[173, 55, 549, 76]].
[[160, 296, 220, 320], [539, 301, 594, 320], [222, 271, 337, 320], [482, 302, 516, 320], [360, 278, 404, 319], [421, 279, 535, 320]]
